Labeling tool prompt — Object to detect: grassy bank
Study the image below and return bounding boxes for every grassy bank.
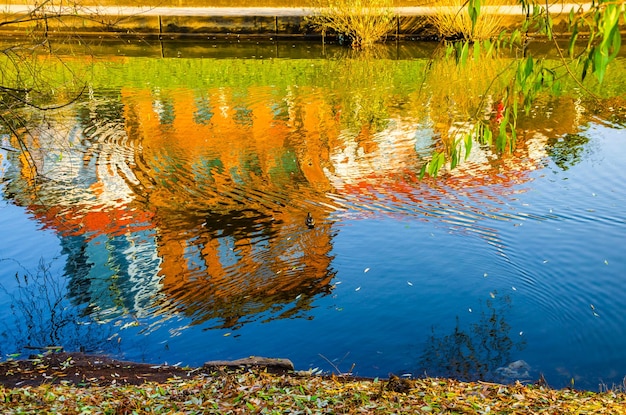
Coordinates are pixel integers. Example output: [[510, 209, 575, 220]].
[[2, 370, 626, 414], [2, 353, 625, 413]]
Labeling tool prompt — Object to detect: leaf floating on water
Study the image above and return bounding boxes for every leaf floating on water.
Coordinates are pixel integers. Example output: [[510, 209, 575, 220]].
[[364, 268, 370, 273], [120, 321, 139, 330]]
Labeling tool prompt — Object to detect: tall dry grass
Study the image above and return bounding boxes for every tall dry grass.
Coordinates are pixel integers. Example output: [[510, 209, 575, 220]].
[[308, 0, 397, 48], [428, 0, 506, 40]]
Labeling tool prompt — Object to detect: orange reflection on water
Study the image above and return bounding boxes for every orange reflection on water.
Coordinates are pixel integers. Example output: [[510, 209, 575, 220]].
[[118, 85, 341, 326], [9, 78, 604, 328]]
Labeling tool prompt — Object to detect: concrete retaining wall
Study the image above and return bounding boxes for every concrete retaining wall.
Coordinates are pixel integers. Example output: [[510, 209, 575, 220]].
[[0, 4, 610, 39]]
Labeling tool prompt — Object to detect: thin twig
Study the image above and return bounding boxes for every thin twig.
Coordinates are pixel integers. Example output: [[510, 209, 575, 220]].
[[543, 0, 600, 102]]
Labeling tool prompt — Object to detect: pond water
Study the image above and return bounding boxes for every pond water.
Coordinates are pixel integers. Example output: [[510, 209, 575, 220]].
[[0, 39, 625, 390]]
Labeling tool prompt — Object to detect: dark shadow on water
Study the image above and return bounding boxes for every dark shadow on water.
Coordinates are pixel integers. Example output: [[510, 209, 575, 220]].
[[418, 295, 528, 383], [546, 133, 590, 171], [0, 258, 119, 357]]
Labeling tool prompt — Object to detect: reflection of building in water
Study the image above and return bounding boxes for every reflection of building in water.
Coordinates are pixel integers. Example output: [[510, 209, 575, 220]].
[[120, 86, 338, 328], [58, 230, 163, 321], [7, 106, 163, 321], [3, 81, 597, 330], [7, 84, 345, 329]]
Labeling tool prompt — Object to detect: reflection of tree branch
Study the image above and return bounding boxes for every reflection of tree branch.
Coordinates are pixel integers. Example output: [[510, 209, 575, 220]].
[[5, 85, 86, 112], [0, 0, 55, 27], [0, 86, 32, 94], [419, 295, 525, 382], [0, 2, 146, 33], [0, 257, 115, 355], [543, 0, 599, 102], [471, 59, 516, 120], [0, 5, 88, 181], [0, 112, 40, 178]]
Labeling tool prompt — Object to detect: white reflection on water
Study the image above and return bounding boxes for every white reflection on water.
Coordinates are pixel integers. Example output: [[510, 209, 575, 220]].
[[0, 54, 624, 390]]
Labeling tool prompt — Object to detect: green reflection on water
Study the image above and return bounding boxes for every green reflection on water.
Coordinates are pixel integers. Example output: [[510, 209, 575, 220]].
[[0, 40, 624, 333]]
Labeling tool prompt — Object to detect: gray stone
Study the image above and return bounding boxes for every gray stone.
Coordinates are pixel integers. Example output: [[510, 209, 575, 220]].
[[495, 360, 531, 380], [203, 356, 294, 374]]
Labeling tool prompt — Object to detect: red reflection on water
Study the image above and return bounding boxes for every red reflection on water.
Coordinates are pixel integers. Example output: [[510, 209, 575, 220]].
[[9, 82, 604, 328]]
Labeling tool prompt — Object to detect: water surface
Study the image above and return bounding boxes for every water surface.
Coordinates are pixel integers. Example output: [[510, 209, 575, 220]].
[[0, 39, 625, 390]]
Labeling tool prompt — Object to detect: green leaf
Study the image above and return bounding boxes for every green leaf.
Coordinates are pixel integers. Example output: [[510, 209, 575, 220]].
[[482, 126, 492, 146], [524, 56, 534, 78], [496, 109, 510, 152], [510, 29, 521, 48], [444, 42, 455, 59], [483, 39, 494, 57], [568, 24, 579, 58], [464, 132, 473, 160], [581, 50, 592, 81], [468, 0, 481, 33], [593, 47, 608, 83], [419, 162, 428, 180], [428, 152, 446, 177], [608, 26, 621, 60], [450, 146, 459, 169], [546, 14, 554, 40], [460, 41, 470, 67], [509, 124, 517, 151]]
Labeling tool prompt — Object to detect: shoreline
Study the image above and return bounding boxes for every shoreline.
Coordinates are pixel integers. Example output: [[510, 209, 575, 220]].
[[0, 351, 625, 413], [0, 3, 599, 39]]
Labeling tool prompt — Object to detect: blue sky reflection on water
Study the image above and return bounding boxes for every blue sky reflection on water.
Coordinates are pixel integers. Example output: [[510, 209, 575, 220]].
[[102, 124, 626, 387], [0, 52, 625, 390], [121, 123, 624, 388]]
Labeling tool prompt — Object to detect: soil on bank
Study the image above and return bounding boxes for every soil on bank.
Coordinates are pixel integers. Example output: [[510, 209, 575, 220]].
[[1, 352, 626, 414]]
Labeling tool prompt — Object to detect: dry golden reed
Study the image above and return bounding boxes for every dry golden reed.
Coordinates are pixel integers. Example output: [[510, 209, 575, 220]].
[[428, 0, 506, 40], [308, 0, 397, 48]]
